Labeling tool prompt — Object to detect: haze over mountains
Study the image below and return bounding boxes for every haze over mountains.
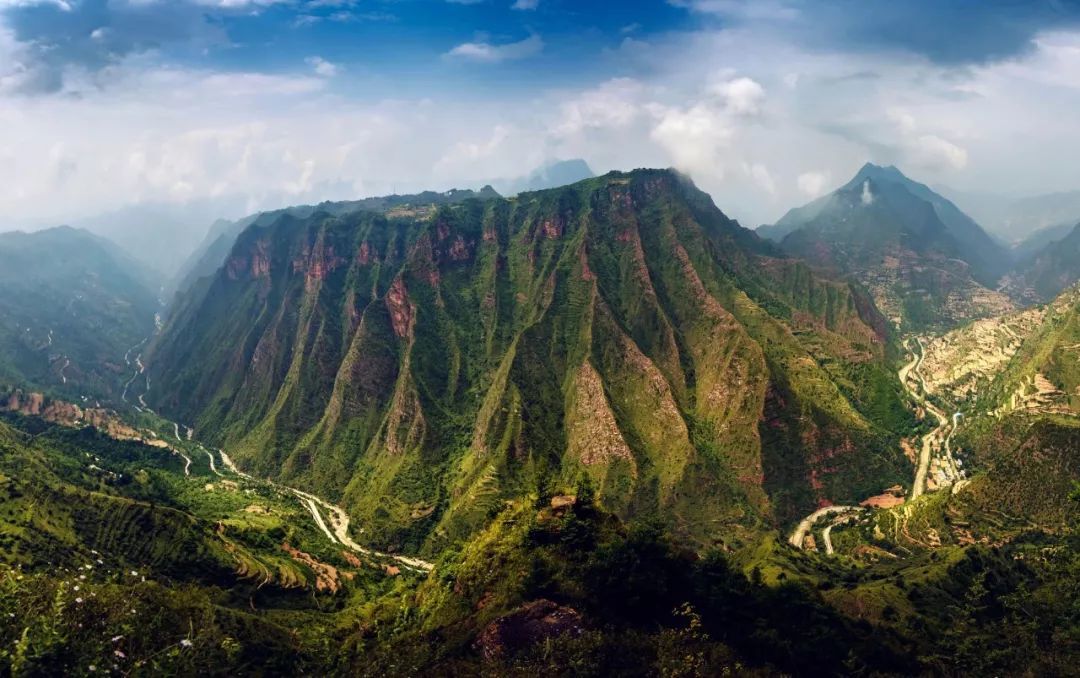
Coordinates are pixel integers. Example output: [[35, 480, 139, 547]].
[[944, 187, 1080, 245], [0, 226, 158, 399], [1, 163, 1079, 675]]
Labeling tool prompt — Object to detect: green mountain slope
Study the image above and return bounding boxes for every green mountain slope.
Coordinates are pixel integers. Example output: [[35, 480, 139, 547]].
[[760, 163, 1013, 330], [148, 169, 915, 555], [0, 227, 159, 400]]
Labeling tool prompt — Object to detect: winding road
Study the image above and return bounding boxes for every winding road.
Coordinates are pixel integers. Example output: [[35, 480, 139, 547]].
[[216, 449, 433, 571], [789, 335, 964, 552], [788, 505, 864, 548], [113, 317, 436, 575], [906, 338, 957, 500]]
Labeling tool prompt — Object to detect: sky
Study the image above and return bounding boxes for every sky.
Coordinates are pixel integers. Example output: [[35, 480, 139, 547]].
[[3, 0, 1080, 232]]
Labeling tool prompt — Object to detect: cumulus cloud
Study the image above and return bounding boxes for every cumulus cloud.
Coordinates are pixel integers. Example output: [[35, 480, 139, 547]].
[[554, 78, 645, 137], [884, 108, 968, 170], [747, 162, 776, 195], [649, 103, 734, 179], [445, 34, 543, 62], [710, 76, 765, 115]]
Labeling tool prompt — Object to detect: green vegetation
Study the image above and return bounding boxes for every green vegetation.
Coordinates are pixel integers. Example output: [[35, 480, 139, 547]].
[[2, 171, 1078, 674]]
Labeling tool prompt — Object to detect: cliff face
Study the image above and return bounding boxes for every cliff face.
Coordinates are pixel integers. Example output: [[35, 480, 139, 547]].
[[148, 170, 913, 554]]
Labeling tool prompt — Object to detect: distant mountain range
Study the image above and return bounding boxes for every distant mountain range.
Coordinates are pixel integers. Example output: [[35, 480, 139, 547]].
[[0, 226, 159, 399], [63, 196, 251, 279], [943, 186, 1080, 244], [1003, 222, 1080, 302], [492, 159, 595, 195]]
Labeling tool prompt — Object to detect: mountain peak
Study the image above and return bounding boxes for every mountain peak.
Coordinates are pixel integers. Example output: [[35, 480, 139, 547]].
[[852, 162, 908, 185]]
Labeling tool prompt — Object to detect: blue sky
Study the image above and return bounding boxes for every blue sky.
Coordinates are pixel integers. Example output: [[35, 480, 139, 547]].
[[3, 0, 1080, 229]]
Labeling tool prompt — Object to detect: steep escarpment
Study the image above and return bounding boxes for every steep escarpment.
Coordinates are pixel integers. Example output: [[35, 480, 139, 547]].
[[148, 170, 912, 554]]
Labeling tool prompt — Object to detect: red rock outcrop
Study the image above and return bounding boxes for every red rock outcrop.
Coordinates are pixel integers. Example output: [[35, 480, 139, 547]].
[[475, 600, 584, 661], [386, 277, 414, 338]]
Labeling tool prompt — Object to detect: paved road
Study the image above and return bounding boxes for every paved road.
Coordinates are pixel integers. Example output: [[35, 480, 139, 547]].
[[907, 338, 951, 500], [788, 505, 863, 548]]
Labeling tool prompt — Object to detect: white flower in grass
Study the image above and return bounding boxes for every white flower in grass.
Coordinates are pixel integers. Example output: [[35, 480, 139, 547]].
[[180, 639, 193, 648]]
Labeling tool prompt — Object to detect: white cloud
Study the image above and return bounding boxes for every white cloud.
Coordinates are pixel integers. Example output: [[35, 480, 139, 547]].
[[671, 0, 799, 21], [885, 108, 967, 170], [912, 134, 968, 170], [797, 170, 830, 197], [3, 5, 1080, 235], [554, 78, 645, 137], [445, 34, 543, 63], [860, 179, 874, 204], [747, 162, 776, 195], [650, 103, 734, 179], [511, 0, 539, 9], [305, 56, 339, 77], [710, 76, 765, 115], [0, 0, 71, 9]]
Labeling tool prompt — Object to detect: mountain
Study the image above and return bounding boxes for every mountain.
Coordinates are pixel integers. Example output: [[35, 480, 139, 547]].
[[495, 158, 595, 195], [947, 187, 1080, 243], [147, 169, 915, 554], [0, 400, 379, 673], [3, 171, 1078, 677], [999, 222, 1080, 302], [0, 226, 159, 399], [759, 163, 1013, 329], [66, 196, 251, 279], [0, 397, 918, 676], [1011, 220, 1076, 261], [169, 186, 502, 298]]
